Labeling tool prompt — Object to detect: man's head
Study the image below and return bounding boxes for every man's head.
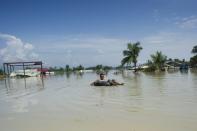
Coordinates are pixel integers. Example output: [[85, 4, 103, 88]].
[[99, 73, 105, 80]]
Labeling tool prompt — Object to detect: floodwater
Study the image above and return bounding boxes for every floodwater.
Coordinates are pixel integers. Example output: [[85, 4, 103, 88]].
[[0, 70, 197, 131]]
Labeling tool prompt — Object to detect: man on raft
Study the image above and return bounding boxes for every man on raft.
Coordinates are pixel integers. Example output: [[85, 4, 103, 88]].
[[91, 73, 124, 86]]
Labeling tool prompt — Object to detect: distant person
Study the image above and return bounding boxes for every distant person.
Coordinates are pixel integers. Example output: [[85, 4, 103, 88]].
[[91, 73, 124, 86]]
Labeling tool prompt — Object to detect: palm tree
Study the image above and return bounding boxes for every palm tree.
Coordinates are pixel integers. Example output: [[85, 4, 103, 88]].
[[121, 42, 143, 72], [150, 51, 167, 71]]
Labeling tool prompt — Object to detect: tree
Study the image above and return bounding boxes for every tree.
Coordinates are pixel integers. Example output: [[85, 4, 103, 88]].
[[191, 45, 197, 54], [174, 58, 182, 63], [65, 65, 72, 72], [143, 60, 156, 72], [0, 69, 3, 75], [150, 51, 167, 71], [121, 42, 143, 72], [73, 65, 84, 71], [190, 55, 197, 67], [78, 65, 84, 70], [103, 66, 112, 71], [95, 65, 103, 71], [190, 45, 197, 67]]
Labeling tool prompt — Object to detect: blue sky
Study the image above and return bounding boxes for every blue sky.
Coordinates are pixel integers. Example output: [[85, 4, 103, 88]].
[[0, 0, 197, 67]]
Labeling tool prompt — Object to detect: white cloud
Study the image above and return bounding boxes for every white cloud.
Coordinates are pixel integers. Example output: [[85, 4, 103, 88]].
[[153, 9, 160, 22], [35, 35, 128, 66], [0, 33, 39, 62], [1, 31, 195, 67], [176, 16, 197, 29], [97, 49, 105, 55], [34, 33, 196, 66], [141, 32, 196, 61], [143, 32, 178, 44]]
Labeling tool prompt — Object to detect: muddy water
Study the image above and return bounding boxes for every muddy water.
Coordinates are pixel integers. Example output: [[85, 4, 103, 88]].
[[0, 70, 197, 131]]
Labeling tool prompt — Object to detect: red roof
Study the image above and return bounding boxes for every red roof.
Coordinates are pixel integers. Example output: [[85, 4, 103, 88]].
[[37, 68, 49, 72]]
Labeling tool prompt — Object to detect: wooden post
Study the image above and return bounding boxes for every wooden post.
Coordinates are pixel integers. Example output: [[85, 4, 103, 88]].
[[41, 62, 43, 76], [6, 64, 9, 76], [23, 63, 25, 76], [12, 66, 14, 72], [9, 65, 12, 73], [3, 63, 6, 76]]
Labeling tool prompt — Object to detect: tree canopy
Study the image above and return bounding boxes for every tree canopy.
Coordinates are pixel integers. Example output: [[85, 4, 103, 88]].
[[150, 51, 167, 71], [191, 45, 197, 54]]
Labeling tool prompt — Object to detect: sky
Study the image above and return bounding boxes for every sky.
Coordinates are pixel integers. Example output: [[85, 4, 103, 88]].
[[0, 0, 197, 67]]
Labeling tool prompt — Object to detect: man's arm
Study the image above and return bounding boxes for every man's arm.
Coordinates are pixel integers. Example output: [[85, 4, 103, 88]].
[[111, 79, 124, 85], [90, 80, 99, 86]]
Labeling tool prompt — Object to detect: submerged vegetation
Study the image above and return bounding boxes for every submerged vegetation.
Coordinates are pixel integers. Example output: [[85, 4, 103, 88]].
[[190, 56, 197, 67], [190, 45, 197, 67], [1, 43, 196, 76], [86, 65, 112, 72], [0, 69, 3, 75], [0, 69, 4, 79], [120, 42, 197, 72], [65, 65, 72, 72], [191, 45, 197, 54], [150, 51, 167, 71], [141, 51, 167, 72], [73, 65, 85, 72], [48, 64, 113, 74]]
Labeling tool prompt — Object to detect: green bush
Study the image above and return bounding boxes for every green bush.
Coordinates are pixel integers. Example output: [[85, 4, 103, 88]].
[[190, 55, 197, 67], [0, 69, 3, 75], [143, 65, 156, 72]]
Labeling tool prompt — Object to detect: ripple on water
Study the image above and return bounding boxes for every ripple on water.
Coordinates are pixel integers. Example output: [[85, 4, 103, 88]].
[[0, 71, 197, 131]]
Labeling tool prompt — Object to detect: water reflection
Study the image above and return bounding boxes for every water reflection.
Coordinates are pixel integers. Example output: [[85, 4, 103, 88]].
[[0, 71, 197, 131], [75, 72, 84, 79], [167, 69, 179, 74], [4, 77, 44, 95], [121, 70, 137, 80], [180, 69, 188, 74], [73, 71, 84, 79], [127, 79, 142, 98], [143, 71, 166, 77], [65, 72, 71, 79], [190, 68, 197, 74], [143, 72, 167, 96], [189, 69, 197, 90]]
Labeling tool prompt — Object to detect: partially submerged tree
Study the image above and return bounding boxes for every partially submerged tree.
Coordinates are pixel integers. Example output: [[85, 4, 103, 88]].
[[65, 65, 72, 72], [190, 56, 197, 67], [190, 45, 197, 67], [121, 42, 143, 72], [191, 45, 197, 54], [0, 69, 3, 75], [73, 65, 84, 71], [143, 60, 156, 72], [150, 51, 167, 71]]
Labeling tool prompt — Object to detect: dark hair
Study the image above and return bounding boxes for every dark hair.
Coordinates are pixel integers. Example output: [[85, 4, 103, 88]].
[[100, 73, 105, 76]]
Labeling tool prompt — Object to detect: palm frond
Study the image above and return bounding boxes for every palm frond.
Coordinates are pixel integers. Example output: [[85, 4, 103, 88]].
[[121, 56, 131, 66], [191, 45, 197, 54], [150, 51, 167, 70], [123, 50, 132, 56]]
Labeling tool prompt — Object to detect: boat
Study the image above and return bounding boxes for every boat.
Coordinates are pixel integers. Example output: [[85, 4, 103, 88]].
[[45, 71, 55, 75], [10, 69, 40, 77]]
